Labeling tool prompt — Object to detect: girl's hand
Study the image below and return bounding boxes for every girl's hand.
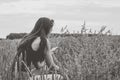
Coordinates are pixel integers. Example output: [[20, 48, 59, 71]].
[[51, 47, 58, 52]]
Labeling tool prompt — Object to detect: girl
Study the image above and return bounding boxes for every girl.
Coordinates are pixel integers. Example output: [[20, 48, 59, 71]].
[[12, 17, 69, 80], [17, 17, 59, 71]]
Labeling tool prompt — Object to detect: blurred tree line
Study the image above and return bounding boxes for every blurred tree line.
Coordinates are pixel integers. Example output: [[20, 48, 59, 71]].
[[6, 33, 27, 40], [6, 33, 99, 40]]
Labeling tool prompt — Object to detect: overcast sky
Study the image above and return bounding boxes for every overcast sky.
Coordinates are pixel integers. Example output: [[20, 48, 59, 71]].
[[0, 0, 120, 38]]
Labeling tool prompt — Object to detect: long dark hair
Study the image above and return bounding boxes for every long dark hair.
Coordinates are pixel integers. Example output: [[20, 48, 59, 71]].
[[17, 17, 54, 52]]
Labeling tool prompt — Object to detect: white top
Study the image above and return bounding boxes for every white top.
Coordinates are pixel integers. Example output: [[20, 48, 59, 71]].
[[31, 37, 50, 51], [31, 37, 41, 51]]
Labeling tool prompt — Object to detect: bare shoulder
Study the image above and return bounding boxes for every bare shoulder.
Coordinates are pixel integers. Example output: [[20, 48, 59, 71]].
[[31, 37, 41, 51]]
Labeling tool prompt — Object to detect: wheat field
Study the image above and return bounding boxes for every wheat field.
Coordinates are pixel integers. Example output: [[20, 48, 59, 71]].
[[0, 34, 120, 80]]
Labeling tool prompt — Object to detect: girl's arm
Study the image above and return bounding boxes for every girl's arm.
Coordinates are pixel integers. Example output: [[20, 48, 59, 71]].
[[44, 39, 59, 70]]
